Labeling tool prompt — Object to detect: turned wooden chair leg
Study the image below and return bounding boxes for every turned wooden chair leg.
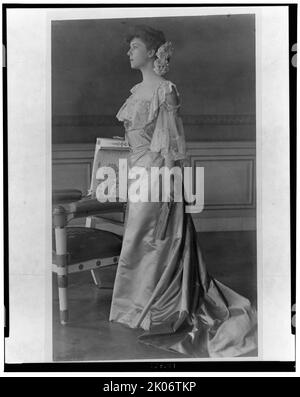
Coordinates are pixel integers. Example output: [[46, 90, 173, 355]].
[[53, 206, 69, 325]]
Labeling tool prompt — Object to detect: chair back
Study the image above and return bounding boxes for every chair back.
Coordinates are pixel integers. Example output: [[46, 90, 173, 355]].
[[88, 138, 130, 201]]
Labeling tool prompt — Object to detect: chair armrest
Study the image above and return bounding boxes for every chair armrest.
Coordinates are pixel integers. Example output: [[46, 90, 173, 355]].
[[52, 189, 82, 204], [69, 197, 125, 217], [53, 196, 126, 224]]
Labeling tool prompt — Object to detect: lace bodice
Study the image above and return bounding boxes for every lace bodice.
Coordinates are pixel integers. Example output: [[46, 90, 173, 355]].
[[116, 79, 187, 162]]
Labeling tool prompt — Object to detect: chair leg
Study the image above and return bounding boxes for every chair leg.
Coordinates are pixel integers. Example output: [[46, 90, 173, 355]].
[[56, 252, 68, 325], [53, 206, 69, 325]]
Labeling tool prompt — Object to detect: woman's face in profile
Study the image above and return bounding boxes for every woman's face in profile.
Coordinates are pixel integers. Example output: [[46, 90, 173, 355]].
[[127, 37, 153, 69]]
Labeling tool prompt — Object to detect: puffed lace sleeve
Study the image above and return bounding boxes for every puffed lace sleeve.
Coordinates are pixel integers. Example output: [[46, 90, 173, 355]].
[[149, 81, 187, 163]]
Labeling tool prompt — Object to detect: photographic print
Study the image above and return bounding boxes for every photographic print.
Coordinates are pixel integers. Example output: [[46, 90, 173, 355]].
[[4, 4, 295, 371], [51, 12, 258, 361]]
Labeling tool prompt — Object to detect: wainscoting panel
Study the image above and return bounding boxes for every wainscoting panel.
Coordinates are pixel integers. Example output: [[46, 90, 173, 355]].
[[52, 141, 256, 232], [52, 145, 94, 195], [188, 142, 256, 231], [53, 161, 92, 194], [194, 157, 254, 208]]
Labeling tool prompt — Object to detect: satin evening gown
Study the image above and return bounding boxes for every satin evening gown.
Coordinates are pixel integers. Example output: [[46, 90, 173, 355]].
[[108, 79, 258, 358]]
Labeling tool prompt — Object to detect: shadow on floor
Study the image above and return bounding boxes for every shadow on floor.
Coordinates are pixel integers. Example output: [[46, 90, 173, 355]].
[[53, 231, 257, 361]]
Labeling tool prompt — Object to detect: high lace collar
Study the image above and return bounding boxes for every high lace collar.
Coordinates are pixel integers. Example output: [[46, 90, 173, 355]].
[[129, 79, 167, 98], [116, 79, 181, 129]]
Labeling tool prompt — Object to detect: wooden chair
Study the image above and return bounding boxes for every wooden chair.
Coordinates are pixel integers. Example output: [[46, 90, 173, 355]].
[[52, 138, 130, 325]]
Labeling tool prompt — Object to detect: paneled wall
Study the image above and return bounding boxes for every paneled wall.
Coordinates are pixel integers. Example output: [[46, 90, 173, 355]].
[[52, 141, 256, 232]]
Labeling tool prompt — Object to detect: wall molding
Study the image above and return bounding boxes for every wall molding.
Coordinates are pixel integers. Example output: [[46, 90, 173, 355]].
[[52, 141, 256, 232], [52, 113, 256, 127], [52, 140, 256, 152]]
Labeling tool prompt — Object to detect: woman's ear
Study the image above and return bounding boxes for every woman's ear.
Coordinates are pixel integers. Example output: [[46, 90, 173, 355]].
[[147, 48, 156, 59]]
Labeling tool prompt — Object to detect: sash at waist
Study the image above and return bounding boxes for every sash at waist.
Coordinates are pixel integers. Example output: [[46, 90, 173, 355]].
[[130, 145, 149, 153]]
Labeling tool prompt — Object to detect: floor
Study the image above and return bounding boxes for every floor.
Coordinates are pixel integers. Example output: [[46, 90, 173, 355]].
[[53, 231, 257, 361]]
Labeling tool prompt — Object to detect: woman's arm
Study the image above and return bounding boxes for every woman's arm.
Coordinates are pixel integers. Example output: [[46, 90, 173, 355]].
[[150, 83, 187, 165], [163, 86, 180, 171]]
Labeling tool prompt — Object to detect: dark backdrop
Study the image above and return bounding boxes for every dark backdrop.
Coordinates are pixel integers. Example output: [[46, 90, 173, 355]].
[[52, 14, 255, 144]]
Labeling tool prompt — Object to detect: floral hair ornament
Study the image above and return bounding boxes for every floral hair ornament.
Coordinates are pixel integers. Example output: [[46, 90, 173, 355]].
[[153, 41, 174, 76]]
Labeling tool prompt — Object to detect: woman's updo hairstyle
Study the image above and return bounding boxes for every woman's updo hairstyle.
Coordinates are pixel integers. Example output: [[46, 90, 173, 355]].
[[125, 24, 166, 59]]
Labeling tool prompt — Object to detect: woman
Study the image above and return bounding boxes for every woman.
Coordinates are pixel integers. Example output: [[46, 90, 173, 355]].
[[109, 24, 257, 358]]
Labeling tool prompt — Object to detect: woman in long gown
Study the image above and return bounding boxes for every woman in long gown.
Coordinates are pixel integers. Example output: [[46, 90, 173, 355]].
[[109, 25, 257, 358]]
